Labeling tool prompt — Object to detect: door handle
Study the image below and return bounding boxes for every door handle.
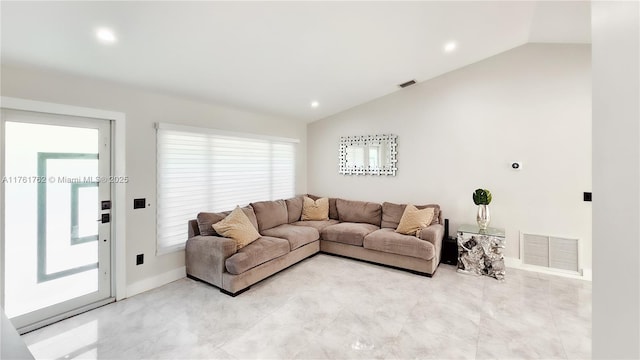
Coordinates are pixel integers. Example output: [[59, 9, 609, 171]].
[[96, 214, 110, 223]]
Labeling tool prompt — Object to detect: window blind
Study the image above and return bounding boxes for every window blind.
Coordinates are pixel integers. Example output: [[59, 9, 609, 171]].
[[156, 124, 297, 254]]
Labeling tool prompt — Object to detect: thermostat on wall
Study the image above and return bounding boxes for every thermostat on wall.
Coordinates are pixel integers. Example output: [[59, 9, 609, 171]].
[[511, 161, 522, 170]]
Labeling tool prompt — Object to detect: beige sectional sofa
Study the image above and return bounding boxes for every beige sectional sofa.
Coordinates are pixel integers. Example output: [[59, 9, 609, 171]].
[[186, 195, 444, 296]]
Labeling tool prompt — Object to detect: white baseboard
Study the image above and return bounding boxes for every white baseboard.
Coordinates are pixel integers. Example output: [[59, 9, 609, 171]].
[[504, 256, 522, 268], [504, 256, 592, 281], [125, 266, 186, 298]]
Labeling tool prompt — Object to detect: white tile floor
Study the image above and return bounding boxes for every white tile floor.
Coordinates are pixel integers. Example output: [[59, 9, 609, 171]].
[[22, 254, 591, 359]]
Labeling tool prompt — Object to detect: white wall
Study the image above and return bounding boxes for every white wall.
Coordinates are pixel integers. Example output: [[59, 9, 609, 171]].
[[308, 43, 592, 270], [0, 64, 307, 290], [592, 1, 640, 358]]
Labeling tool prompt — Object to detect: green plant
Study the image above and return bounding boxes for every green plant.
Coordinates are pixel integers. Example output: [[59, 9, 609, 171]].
[[473, 188, 492, 205]]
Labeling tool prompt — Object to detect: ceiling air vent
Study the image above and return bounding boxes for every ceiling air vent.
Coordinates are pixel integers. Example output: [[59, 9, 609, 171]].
[[398, 80, 416, 88]]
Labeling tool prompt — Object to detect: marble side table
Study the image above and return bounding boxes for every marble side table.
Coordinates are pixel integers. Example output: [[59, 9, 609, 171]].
[[457, 224, 506, 280]]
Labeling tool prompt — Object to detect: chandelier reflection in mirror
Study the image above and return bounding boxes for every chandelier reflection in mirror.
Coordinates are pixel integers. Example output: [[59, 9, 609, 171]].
[[339, 134, 397, 176]]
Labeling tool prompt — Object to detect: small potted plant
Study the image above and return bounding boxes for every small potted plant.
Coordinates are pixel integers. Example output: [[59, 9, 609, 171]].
[[473, 188, 492, 230]]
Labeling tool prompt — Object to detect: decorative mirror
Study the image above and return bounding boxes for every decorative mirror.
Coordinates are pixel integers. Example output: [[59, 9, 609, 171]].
[[339, 134, 397, 176]]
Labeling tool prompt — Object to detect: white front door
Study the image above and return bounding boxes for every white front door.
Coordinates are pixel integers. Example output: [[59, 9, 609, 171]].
[[1, 109, 113, 332]]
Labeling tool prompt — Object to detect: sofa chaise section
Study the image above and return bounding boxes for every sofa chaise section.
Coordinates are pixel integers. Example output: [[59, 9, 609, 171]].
[[186, 219, 320, 296], [185, 203, 320, 296], [309, 198, 444, 276]]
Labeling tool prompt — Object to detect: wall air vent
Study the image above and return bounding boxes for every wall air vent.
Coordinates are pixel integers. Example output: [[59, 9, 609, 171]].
[[398, 80, 416, 88], [521, 232, 580, 274]]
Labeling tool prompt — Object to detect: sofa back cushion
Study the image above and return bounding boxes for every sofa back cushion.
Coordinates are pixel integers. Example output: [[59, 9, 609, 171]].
[[285, 196, 304, 223], [251, 199, 289, 232], [381, 202, 441, 229], [307, 194, 338, 220], [335, 198, 382, 226], [197, 206, 259, 236]]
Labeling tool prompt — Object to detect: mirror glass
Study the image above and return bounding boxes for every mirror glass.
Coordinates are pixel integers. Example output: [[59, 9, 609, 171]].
[[339, 134, 397, 175]]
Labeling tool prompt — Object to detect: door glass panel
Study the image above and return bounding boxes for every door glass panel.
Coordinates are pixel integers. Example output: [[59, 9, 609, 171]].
[[4, 122, 100, 318], [45, 158, 98, 274], [76, 186, 98, 239]]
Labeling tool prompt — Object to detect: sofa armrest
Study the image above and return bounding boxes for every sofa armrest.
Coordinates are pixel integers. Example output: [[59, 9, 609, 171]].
[[188, 219, 200, 238], [417, 224, 444, 261], [185, 235, 237, 288]]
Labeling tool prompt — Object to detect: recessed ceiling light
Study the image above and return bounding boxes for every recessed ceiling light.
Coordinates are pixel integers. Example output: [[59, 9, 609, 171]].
[[310, 101, 319, 108], [96, 27, 117, 44], [444, 41, 457, 53]]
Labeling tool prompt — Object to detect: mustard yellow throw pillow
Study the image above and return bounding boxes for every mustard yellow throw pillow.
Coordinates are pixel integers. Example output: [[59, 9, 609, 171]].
[[301, 196, 329, 221], [395, 205, 435, 235], [212, 206, 261, 250]]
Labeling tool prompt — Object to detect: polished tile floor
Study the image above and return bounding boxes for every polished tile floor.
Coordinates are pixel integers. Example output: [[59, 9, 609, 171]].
[[22, 254, 591, 359]]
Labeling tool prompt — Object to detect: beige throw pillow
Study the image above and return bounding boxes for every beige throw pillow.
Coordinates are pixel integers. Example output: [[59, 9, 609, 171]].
[[212, 206, 261, 250], [301, 196, 329, 221], [395, 205, 435, 236]]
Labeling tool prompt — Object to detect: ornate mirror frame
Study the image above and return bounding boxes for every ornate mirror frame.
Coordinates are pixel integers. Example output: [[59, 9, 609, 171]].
[[339, 134, 398, 176]]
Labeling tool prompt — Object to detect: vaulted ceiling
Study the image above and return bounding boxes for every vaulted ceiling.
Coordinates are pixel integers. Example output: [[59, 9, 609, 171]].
[[1, 1, 591, 122]]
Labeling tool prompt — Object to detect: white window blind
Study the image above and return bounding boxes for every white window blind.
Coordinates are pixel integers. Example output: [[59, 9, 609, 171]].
[[156, 123, 297, 254]]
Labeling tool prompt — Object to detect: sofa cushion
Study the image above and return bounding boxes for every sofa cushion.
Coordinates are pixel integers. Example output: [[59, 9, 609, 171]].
[[261, 224, 320, 250], [197, 206, 258, 236], [302, 196, 329, 221], [212, 207, 262, 250], [285, 196, 304, 223], [292, 219, 340, 232], [308, 194, 338, 220], [381, 202, 441, 229], [395, 205, 435, 236], [363, 228, 435, 261], [225, 236, 290, 275], [251, 199, 288, 232], [335, 199, 382, 226], [321, 222, 380, 246]]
